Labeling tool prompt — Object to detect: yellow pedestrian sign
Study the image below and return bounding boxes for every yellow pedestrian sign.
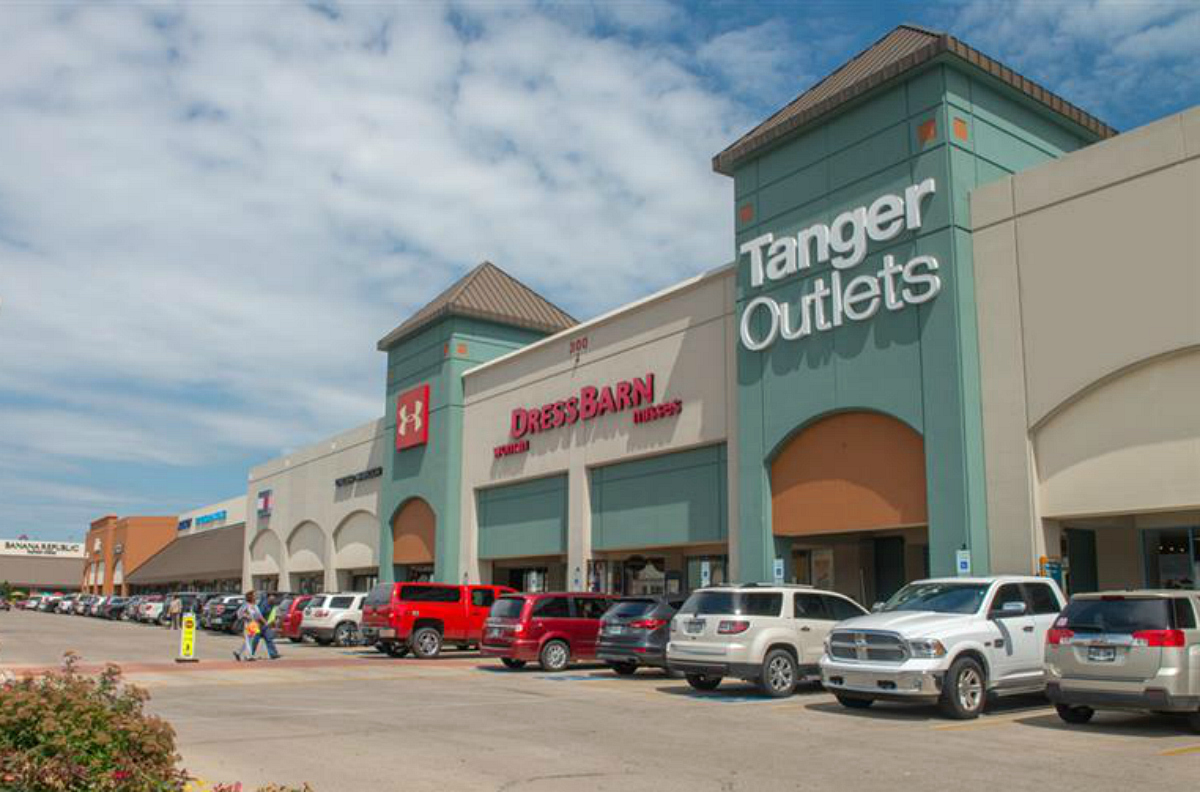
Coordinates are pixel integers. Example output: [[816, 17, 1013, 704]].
[[177, 613, 198, 663]]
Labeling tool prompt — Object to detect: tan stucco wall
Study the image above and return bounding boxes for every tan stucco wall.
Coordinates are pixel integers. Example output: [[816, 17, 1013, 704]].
[[973, 105, 1200, 573], [460, 264, 738, 583], [243, 418, 386, 592]]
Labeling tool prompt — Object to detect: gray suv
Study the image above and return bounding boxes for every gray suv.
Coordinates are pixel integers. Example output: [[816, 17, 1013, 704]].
[[1045, 590, 1200, 731]]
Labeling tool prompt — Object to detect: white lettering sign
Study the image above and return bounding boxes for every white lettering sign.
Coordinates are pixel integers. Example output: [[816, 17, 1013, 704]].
[[738, 179, 942, 352], [0, 539, 86, 558]]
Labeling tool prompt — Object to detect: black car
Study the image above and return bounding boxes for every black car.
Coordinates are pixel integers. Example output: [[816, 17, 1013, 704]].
[[102, 597, 130, 619], [597, 595, 687, 675], [210, 596, 245, 633]]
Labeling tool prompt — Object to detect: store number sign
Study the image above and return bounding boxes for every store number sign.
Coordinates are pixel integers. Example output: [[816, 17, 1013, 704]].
[[738, 178, 942, 352]]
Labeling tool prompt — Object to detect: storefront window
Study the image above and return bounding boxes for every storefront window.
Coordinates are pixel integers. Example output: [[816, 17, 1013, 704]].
[[685, 556, 727, 591], [1144, 529, 1198, 589]]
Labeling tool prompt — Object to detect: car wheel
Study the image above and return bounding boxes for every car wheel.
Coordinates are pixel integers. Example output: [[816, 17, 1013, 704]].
[[374, 642, 389, 654], [315, 637, 333, 646], [456, 644, 471, 652], [333, 622, 358, 647], [539, 640, 571, 672], [686, 674, 722, 691], [411, 626, 443, 659], [384, 642, 410, 658], [835, 694, 875, 709], [501, 657, 527, 669], [289, 636, 304, 644], [759, 649, 798, 698], [609, 661, 638, 676], [1056, 703, 1095, 725], [939, 656, 987, 719]]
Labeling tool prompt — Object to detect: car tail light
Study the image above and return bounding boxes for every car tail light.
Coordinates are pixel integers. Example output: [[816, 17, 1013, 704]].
[[629, 618, 668, 630], [312, 609, 329, 618], [1132, 629, 1185, 647], [717, 620, 750, 635], [1046, 627, 1074, 645]]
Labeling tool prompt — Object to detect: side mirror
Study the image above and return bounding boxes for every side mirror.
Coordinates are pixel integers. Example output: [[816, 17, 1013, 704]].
[[871, 601, 885, 613]]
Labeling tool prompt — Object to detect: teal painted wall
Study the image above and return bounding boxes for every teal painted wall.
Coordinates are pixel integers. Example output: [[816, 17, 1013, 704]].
[[380, 317, 545, 583], [730, 60, 1098, 583], [590, 444, 728, 551], [477, 474, 568, 559]]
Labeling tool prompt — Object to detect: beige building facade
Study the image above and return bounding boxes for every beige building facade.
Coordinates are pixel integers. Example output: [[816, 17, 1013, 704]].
[[244, 419, 387, 594], [458, 265, 739, 595], [973, 105, 1200, 590]]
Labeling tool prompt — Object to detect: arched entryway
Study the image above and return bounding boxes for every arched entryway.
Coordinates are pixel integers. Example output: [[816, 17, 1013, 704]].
[[392, 498, 436, 582], [770, 411, 928, 603]]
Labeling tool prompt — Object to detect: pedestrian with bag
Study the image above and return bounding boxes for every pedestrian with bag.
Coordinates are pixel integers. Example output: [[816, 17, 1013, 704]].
[[233, 592, 264, 662], [168, 596, 183, 630], [250, 594, 282, 661]]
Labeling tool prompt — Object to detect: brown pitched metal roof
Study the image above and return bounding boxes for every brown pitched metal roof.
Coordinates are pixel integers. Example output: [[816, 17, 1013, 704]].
[[125, 524, 244, 586], [713, 24, 1116, 176], [377, 261, 577, 351]]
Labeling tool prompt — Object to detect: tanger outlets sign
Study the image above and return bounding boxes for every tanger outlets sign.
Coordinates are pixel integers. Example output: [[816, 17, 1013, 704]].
[[738, 178, 942, 352], [0, 540, 85, 558], [495, 374, 680, 458]]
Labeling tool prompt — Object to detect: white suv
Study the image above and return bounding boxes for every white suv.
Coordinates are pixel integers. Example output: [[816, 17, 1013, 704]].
[[667, 584, 868, 697], [820, 576, 1066, 719], [301, 593, 365, 646]]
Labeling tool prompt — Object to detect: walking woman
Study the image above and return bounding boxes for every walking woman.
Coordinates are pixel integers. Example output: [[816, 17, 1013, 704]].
[[232, 592, 264, 662]]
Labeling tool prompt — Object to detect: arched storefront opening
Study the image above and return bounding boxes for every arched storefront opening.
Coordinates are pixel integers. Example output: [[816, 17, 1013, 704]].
[[392, 498, 436, 582], [249, 529, 283, 592], [286, 521, 326, 594], [334, 510, 380, 592], [770, 411, 928, 604]]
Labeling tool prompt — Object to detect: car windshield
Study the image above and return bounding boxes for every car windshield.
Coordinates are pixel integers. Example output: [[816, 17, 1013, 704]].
[[677, 590, 782, 617], [606, 599, 658, 619], [490, 597, 526, 619], [882, 583, 990, 614], [1061, 598, 1172, 634]]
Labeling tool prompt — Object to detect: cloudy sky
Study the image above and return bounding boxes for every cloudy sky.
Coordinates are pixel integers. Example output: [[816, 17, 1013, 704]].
[[2, 0, 1197, 541]]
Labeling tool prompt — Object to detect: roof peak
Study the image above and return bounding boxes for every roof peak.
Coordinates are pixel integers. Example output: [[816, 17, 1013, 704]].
[[713, 24, 1114, 175], [377, 260, 577, 351]]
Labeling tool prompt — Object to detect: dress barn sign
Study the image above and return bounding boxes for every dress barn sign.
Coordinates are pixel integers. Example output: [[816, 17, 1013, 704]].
[[738, 178, 942, 352], [494, 373, 681, 458]]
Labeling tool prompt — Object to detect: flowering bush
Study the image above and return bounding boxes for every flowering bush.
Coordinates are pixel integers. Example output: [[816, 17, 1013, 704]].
[[0, 653, 187, 792]]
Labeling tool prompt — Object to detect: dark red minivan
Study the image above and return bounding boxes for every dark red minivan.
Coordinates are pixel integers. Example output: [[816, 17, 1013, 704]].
[[481, 592, 616, 671]]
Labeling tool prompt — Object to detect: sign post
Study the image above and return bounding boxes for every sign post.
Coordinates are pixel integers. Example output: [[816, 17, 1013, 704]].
[[176, 614, 198, 664]]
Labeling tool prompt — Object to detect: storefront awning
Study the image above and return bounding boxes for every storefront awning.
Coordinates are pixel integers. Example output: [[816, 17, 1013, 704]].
[[126, 523, 244, 586], [0, 556, 84, 590]]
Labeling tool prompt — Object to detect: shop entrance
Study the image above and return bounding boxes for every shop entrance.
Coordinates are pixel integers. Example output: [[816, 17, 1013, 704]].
[[1049, 513, 1200, 592], [293, 573, 323, 594], [392, 498, 436, 581], [488, 557, 566, 592], [590, 548, 728, 596], [771, 411, 928, 604]]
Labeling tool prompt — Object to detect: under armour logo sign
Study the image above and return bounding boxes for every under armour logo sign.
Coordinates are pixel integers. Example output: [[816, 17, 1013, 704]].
[[397, 401, 424, 436]]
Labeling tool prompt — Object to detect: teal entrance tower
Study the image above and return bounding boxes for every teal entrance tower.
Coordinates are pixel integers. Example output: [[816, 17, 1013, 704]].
[[714, 25, 1110, 596], [377, 262, 576, 584]]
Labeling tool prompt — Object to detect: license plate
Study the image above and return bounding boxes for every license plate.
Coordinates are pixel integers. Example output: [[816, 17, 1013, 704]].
[[605, 625, 624, 635], [685, 619, 705, 634], [1088, 645, 1116, 662], [487, 627, 501, 638], [378, 628, 395, 638]]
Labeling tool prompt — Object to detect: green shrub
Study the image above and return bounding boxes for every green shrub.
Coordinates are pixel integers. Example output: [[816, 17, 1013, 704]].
[[0, 653, 187, 792]]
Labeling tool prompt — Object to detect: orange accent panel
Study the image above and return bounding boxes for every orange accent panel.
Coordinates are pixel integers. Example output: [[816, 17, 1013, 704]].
[[392, 498, 436, 564], [738, 204, 754, 223], [771, 412, 927, 537], [456, 343, 468, 355], [917, 118, 937, 144], [953, 117, 969, 141]]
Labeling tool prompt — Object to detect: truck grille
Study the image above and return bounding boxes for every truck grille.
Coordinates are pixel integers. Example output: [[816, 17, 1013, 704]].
[[829, 630, 909, 663]]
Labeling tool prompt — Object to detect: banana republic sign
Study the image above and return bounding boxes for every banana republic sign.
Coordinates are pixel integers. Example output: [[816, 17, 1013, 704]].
[[1, 539, 85, 558]]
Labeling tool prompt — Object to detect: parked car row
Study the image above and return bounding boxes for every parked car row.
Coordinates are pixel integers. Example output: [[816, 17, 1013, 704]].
[[17, 576, 1200, 733]]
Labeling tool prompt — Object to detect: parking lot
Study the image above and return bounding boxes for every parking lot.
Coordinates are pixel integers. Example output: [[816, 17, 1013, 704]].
[[2, 609, 1198, 791]]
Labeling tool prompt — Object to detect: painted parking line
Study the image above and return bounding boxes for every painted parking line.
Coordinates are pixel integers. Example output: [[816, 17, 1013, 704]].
[[1158, 744, 1200, 757], [931, 713, 1039, 731]]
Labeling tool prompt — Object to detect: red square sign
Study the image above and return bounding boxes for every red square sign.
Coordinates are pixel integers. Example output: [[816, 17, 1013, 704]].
[[395, 383, 429, 450]]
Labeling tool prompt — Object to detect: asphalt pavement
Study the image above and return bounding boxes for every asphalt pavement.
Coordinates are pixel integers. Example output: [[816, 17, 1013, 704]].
[[3, 609, 1199, 791]]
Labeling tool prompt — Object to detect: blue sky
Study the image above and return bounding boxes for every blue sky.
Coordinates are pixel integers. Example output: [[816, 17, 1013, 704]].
[[1, 1, 1197, 541]]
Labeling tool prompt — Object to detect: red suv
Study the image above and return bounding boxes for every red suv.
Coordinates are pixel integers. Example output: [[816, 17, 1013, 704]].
[[482, 592, 616, 671], [362, 582, 515, 658], [278, 595, 312, 643]]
